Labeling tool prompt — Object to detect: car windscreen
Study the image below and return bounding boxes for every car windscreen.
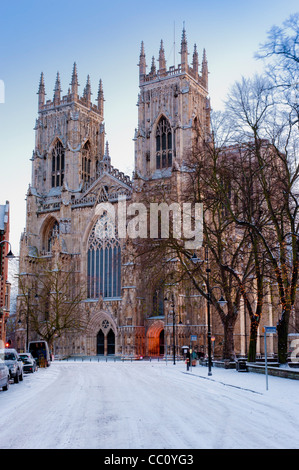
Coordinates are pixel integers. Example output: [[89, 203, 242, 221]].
[[4, 352, 17, 361], [20, 355, 31, 363], [29, 343, 47, 357]]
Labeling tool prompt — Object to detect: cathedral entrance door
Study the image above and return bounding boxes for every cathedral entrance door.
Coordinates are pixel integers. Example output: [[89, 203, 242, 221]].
[[97, 330, 104, 355], [159, 329, 164, 355], [147, 321, 164, 357], [107, 329, 115, 355]]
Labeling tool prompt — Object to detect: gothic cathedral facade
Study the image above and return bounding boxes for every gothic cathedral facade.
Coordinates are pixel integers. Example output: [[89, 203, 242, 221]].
[[17, 29, 220, 358]]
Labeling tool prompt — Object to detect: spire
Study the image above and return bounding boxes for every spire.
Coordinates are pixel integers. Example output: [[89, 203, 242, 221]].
[[97, 79, 104, 115], [37, 72, 46, 110], [53, 72, 61, 106], [103, 140, 111, 163], [83, 75, 92, 103], [192, 44, 199, 79], [138, 41, 147, 81], [201, 48, 208, 89], [70, 62, 79, 98], [150, 56, 156, 76], [158, 40, 166, 74], [180, 25, 188, 71]]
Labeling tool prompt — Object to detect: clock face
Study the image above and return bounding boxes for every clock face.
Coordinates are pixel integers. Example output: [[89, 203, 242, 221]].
[[94, 211, 115, 240]]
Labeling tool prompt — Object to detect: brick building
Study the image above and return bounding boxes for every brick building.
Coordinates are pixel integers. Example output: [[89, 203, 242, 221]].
[[0, 201, 12, 347]]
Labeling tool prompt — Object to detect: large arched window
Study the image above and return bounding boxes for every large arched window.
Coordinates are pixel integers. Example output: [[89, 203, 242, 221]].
[[153, 285, 164, 316], [51, 140, 65, 187], [156, 116, 172, 170], [87, 215, 121, 299], [82, 141, 91, 184]]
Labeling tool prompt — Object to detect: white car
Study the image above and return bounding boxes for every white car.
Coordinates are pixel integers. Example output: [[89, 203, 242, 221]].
[[0, 349, 24, 383], [19, 353, 38, 373], [0, 358, 10, 391]]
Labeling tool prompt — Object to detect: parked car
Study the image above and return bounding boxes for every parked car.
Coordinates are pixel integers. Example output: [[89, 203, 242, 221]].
[[0, 348, 24, 383], [19, 352, 38, 373], [0, 358, 10, 391]]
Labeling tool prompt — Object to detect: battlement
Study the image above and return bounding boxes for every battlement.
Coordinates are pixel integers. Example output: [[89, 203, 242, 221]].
[[37, 63, 104, 116], [138, 28, 208, 90]]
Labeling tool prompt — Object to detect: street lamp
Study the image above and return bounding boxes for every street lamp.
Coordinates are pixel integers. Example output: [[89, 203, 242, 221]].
[[0, 240, 15, 347], [191, 247, 227, 376], [0, 240, 15, 259], [164, 292, 182, 365]]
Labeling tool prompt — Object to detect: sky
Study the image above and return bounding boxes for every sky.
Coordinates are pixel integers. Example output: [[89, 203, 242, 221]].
[[0, 0, 298, 254]]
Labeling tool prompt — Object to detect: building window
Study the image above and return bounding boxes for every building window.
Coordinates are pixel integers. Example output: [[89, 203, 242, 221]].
[[153, 285, 164, 316], [156, 116, 172, 169], [82, 141, 91, 183], [51, 140, 65, 187], [87, 215, 121, 299]]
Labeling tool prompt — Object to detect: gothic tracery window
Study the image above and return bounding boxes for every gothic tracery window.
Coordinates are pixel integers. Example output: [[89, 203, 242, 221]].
[[87, 214, 121, 299], [156, 116, 172, 170], [51, 140, 65, 187], [82, 141, 91, 183], [153, 285, 164, 316]]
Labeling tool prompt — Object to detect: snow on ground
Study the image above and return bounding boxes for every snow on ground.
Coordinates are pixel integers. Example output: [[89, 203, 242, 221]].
[[0, 359, 298, 449]]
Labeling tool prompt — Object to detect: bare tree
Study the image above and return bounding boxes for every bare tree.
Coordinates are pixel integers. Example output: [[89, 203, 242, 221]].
[[224, 73, 299, 363], [132, 124, 264, 361], [256, 13, 299, 126], [17, 256, 86, 351]]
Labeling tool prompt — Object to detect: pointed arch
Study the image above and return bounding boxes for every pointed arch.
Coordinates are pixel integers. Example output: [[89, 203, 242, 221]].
[[86, 309, 118, 356], [155, 115, 172, 169], [86, 216, 121, 299], [51, 138, 65, 188], [82, 140, 91, 184], [40, 215, 59, 252], [146, 320, 164, 356]]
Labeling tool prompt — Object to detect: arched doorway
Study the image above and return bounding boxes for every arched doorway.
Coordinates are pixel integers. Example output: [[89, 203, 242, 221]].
[[146, 321, 164, 356], [107, 329, 115, 355], [159, 329, 164, 355], [86, 310, 118, 356], [96, 328, 116, 356], [97, 330, 104, 355]]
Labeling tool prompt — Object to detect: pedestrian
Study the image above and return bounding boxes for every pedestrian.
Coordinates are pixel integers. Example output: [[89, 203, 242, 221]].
[[186, 349, 190, 371]]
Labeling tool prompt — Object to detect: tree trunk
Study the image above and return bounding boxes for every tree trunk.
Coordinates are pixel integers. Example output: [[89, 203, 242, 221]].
[[222, 321, 235, 360], [277, 309, 290, 364], [248, 320, 258, 362]]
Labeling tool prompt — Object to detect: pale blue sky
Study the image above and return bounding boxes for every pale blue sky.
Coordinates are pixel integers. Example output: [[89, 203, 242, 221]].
[[0, 0, 298, 252]]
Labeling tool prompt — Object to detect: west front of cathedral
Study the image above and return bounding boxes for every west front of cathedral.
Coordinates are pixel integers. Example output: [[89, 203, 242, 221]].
[[16, 30, 253, 360]]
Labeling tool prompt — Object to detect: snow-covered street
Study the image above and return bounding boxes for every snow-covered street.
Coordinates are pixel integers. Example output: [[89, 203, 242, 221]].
[[0, 359, 298, 449]]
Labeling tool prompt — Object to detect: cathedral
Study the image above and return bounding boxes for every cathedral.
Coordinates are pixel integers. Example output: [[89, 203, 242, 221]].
[[17, 29, 261, 359]]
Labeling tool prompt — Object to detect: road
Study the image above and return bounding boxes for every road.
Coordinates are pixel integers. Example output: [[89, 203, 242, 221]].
[[0, 359, 298, 449]]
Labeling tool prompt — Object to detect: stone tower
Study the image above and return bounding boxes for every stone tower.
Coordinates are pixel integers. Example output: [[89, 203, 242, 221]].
[[134, 27, 210, 181], [17, 63, 133, 357], [132, 28, 211, 357], [32, 63, 105, 198]]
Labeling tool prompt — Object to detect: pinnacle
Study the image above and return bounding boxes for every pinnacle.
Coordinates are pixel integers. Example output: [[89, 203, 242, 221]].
[[38, 72, 45, 94]]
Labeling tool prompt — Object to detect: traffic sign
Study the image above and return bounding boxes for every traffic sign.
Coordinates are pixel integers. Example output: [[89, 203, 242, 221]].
[[263, 326, 277, 334], [190, 335, 197, 341]]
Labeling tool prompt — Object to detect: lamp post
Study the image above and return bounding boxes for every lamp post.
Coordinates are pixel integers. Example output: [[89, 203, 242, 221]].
[[0, 240, 15, 347], [0, 240, 15, 260], [164, 292, 182, 365], [192, 247, 227, 376]]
